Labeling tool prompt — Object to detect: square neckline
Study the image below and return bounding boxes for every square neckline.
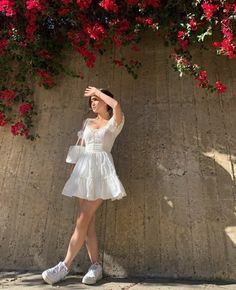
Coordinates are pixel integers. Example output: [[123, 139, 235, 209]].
[[86, 116, 113, 130]]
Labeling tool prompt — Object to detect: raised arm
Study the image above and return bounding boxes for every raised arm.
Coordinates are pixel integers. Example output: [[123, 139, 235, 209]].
[[84, 86, 124, 126]]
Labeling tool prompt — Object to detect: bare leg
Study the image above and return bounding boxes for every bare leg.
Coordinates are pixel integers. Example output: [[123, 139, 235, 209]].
[[63, 198, 103, 269], [79, 199, 99, 264], [85, 215, 99, 263]]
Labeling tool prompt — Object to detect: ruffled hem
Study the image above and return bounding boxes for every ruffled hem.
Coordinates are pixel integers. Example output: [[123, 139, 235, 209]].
[[61, 173, 127, 201], [62, 149, 127, 201]]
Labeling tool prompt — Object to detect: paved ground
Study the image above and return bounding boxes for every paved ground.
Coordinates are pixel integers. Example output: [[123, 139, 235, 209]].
[[1, 272, 236, 290]]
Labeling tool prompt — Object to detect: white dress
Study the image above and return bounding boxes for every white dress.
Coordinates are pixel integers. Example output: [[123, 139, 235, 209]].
[[61, 113, 127, 201]]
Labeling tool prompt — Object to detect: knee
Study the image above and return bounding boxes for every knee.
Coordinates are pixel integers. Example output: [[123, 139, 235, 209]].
[[76, 211, 93, 228]]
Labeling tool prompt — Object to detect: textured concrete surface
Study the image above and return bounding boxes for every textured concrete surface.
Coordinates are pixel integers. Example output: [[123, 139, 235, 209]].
[[1, 272, 236, 290], [0, 31, 236, 281]]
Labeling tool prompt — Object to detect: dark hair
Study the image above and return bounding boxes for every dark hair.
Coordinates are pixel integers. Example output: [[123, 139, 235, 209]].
[[88, 88, 114, 116]]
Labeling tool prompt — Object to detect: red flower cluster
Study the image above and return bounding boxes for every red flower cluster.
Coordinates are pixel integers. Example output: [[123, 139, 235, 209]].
[[19, 102, 33, 116], [189, 18, 198, 31], [136, 16, 154, 26], [195, 70, 209, 88], [100, 0, 118, 13], [220, 17, 235, 59], [76, 47, 96, 67], [0, 0, 15, 16], [113, 59, 124, 66], [25, 10, 38, 42], [37, 49, 53, 60], [26, 0, 46, 11], [215, 81, 227, 94], [223, 3, 236, 13], [36, 69, 54, 87], [0, 112, 7, 126], [177, 31, 189, 50], [110, 19, 130, 32], [84, 23, 107, 41], [11, 121, 29, 137], [67, 29, 98, 67], [1, 0, 235, 142], [0, 89, 16, 105], [201, 2, 218, 20], [76, 0, 92, 10]]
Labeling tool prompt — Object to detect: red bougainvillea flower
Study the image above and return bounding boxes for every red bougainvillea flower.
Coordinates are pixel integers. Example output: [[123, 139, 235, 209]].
[[25, 10, 38, 42], [112, 32, 122, 47], [189, 17, 198, 31], [180, 38, 189, 50], [113, 59, 124, 66], [11, 121, 29, 137], [131, 44, 140, 52], [19, 102, 33, 115], [221, 18, 233, 41], [100, 0, 118, 13], [0, 0, 15, 16], [36, 69, 51, 78], [136, 16, 154, 26], [84, 23, 107, 41], [110, 19, 130, 32], [201, 2, 218, 21], [67, 30, 90, 48], [177, 31, 189, 50], [0, 89, 16, 105], [215, 81, 227, 93], [75, 46, 96, 67], [220, 17, 235, 59], [37, 49, 53, 60], [19, 41, 28, 47], [0, 112, 7, 126], [177, 31, 185, 40], [195, 70, 209, 88], [223, 3, 236, 13], [76, 0, 92, 10], [36, 69, 54, 87], [212, 41, 220, 48], [220, 38, 235, 59], [26, 0, 45, 11]]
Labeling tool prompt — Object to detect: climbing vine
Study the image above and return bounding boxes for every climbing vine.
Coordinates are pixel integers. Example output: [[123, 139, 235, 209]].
[[0, 0, 235, 140]]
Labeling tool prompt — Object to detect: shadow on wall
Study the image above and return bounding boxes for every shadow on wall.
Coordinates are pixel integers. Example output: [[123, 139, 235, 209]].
[[93, 90, 236, 281]]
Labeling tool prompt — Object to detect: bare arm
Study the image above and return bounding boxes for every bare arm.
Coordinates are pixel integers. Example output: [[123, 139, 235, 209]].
[[84, 86, 124, 126]]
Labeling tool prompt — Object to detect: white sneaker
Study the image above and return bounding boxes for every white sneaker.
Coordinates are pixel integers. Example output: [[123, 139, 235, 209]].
[[42, 261, 69, 285], [82, 262, 103, 285]]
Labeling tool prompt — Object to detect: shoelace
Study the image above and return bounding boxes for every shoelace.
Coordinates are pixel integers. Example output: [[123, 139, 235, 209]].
[[51, 263, 66, 274], [88, 262, 101, 274], [51, 265, 60, 274]]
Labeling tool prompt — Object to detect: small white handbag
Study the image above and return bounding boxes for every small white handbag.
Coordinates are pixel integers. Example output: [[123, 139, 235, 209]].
[[65, 136, 85, 164], [66, 119, 88, 164]]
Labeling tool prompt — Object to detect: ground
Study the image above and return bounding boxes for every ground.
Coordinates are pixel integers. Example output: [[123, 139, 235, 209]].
[[1, 272, 236, 289]]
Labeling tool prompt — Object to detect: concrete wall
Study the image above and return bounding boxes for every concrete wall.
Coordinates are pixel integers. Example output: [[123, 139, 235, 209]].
[[0, 32, 236, 281]]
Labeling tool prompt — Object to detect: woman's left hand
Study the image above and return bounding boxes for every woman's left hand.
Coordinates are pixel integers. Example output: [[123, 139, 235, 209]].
[[84, 86, 99, 97]]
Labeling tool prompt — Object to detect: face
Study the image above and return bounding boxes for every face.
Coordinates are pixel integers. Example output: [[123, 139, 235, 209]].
[[90, 95, 108, 113]]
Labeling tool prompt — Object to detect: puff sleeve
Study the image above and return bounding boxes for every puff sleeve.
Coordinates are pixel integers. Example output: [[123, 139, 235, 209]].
[[108, 113, 125, 137]]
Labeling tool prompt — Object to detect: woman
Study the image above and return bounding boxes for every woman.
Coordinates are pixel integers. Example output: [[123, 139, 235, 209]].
[[42, 86, 127, 285]]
